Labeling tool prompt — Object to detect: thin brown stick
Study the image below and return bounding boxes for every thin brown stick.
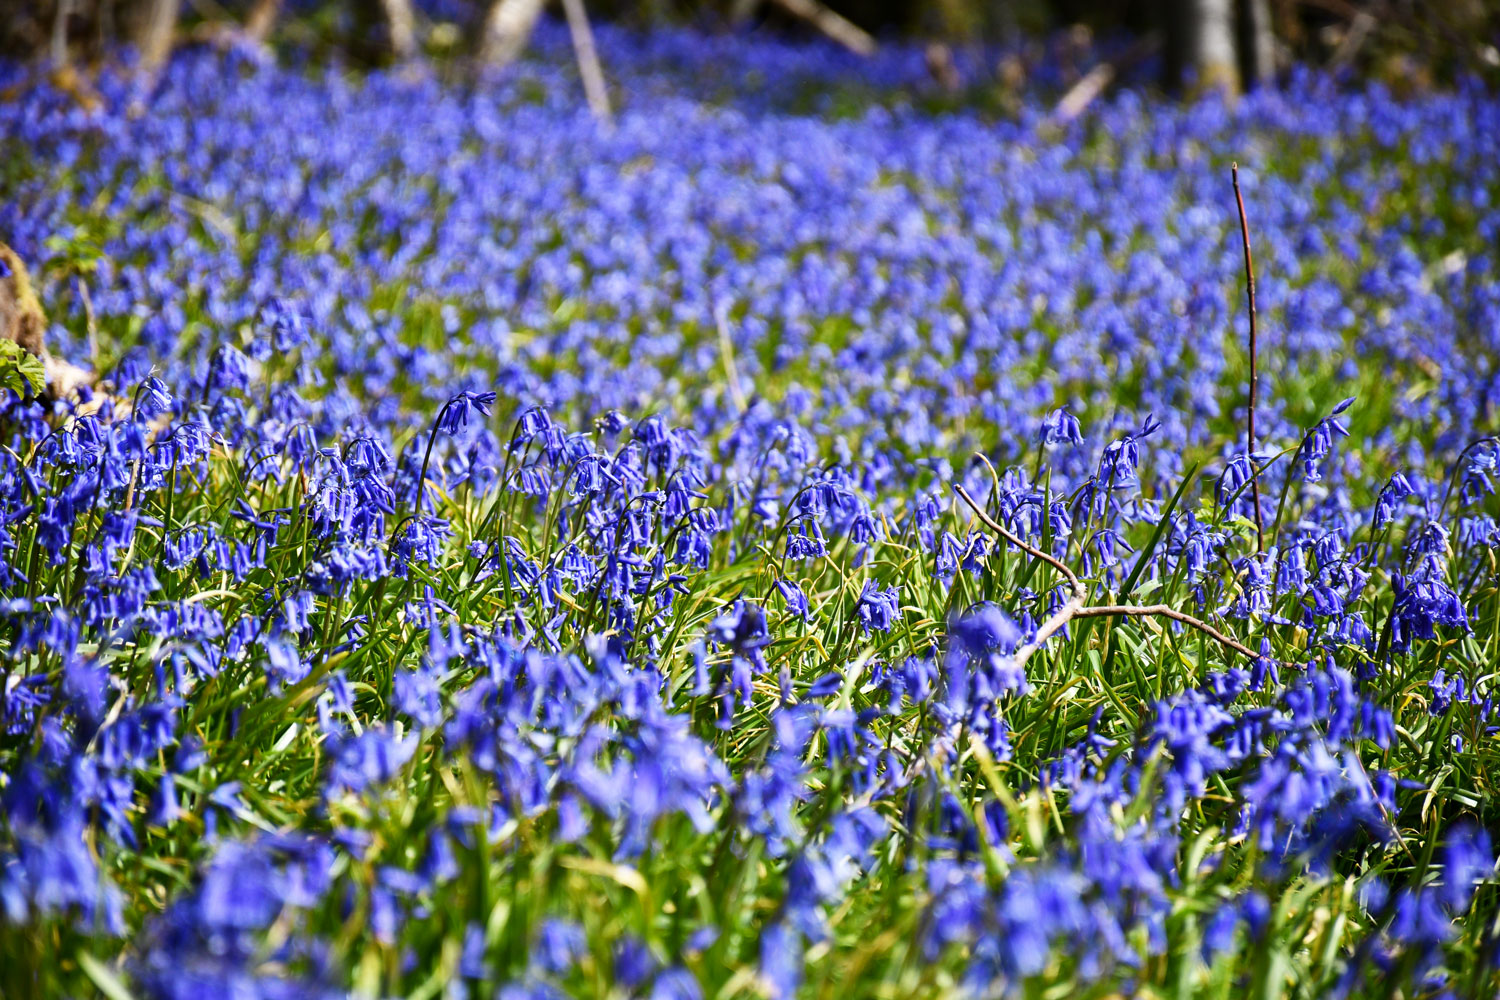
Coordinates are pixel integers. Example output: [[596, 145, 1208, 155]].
[[954, 482, 1255, 668], [1232, 163, 1266, 553], [1072, 605, 1256, 659], [1328, 11, 1376, 73], [953, 483, 1083, 599]]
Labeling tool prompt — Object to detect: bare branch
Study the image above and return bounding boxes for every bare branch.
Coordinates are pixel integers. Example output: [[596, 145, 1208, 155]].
[[1072, 605, 1257, 659], [925, 43, 960, 93], [1329, 11, 1376, 73], [1232, 163, 1266, 553], [953, 483, 1084, 600], [953, 482, 1257, 669]]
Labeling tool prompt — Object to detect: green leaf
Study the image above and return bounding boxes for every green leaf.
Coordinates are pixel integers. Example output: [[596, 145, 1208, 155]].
[[0, 339, 45, 398], [76, 950, 135, 1000], [1119, 461, 1201, 601], [1101, 461, 1200, 683]]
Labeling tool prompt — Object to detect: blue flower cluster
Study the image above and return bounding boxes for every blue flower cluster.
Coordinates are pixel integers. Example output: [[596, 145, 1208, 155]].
[[2, 23, 1499, 1000]]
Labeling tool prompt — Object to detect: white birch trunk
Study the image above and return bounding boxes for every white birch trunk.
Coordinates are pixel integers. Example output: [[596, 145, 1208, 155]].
[[380, 0, 418, 62], [559, 0, 610, 119], [481, 0, 546, 68], [1244, 0, 1276, 87], [1189, 0, 1238, 93]]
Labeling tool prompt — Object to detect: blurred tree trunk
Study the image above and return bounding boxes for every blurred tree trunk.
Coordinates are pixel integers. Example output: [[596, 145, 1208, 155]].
[[481, 0, 546, 67], [0, 244, 48, 359], [1241, 0, 1276, 87], [245, 0, 282, 44], [559, 0, 611, 117], [1190, 0, 1238, 92], [767, 0, 876, 55], [1165, 0, 1239, 93], [380, 0, 419, 60], [51, 0, 74, 65], [136, 0, 180, 71]]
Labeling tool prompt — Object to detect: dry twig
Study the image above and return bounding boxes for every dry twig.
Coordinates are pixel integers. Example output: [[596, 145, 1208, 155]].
[[953, 483, 1257, 669]]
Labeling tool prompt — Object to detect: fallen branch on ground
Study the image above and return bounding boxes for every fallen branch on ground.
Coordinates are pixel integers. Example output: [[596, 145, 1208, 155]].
[[953, 483, 1258, 670]]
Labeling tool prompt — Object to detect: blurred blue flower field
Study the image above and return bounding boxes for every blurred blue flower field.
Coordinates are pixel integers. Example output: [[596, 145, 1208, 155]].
[[3, 25, 1500, 999]]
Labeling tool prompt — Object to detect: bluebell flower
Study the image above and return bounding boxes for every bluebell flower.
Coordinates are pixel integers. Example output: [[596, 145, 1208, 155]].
[[1200, 901, 1240, 962], [437, 390, 498, 435], [773, 578, 813, 622], [651, 968, 703, 1000], [759, 921, 803, 999], [136, 376, 174, 417], [534, 918, 586, 975], [614, 935, 656, 989], [856, 581, 900, 634], [1390, 573, 1469, 652], [327, 726, 416, 795], [1040, 407, 1083, 446]]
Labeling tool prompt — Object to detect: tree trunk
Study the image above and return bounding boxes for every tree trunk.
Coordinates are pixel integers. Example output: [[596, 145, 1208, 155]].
[[136, 0, 180, 72], [0, 243, 48, 359], [1240, 0, 1276, 88], [51, 0, 74, 65], [559, 0, 610, 119], [379, 0, 418, 61], [245, 0, 282, 44], [481, 0, 545, 68], [1192, 0, 1239, 93], [1166, 0, 1239, 94], [767, 0, 876, 56], [728, 0, 758, 25]]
